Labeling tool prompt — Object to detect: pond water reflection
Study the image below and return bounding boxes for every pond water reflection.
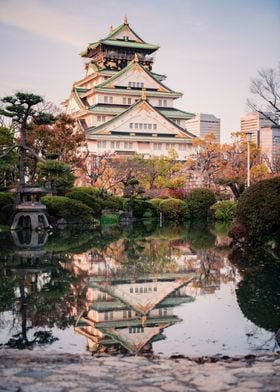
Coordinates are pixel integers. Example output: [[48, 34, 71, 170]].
[[0, 222, 279, 356]]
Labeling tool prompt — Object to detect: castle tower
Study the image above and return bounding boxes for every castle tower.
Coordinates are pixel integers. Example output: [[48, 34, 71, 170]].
[[62, 19, 196, 178]]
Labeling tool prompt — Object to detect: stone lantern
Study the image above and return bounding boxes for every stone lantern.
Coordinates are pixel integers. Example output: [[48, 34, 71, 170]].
[[11, 185, 51, 231]]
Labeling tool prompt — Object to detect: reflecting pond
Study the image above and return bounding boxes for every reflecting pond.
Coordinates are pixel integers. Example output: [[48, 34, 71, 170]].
[[0, 221, 279, 357]]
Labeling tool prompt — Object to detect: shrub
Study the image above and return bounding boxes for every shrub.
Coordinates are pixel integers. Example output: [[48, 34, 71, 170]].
[[159, 198, 190, 221], [149, 198, 163, 211], [211, 200, 236, 221], [186, 188, 216, 220], [66, 191, 102, 215], [71, 186, 103, 197], [233, 177, 280, 244], [101, 196, 124, 212], [123, 198, 158, 219], [0, 192, 15, 225], [41, 196, 92, 224]]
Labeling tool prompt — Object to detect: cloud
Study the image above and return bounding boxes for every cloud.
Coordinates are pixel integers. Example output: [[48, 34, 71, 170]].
[[0, 0, 89, 48]]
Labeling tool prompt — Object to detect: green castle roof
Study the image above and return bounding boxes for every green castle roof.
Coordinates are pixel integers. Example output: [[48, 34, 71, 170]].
[[81, 21, 159, 57], [95, 58, 175, 93], [86, 98, 196, 138]]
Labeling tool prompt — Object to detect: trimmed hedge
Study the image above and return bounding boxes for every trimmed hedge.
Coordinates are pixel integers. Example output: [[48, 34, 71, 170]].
[[41, 196, 92, 224], [123, 198, 158, 219], [211, 200, 236, 221], [186, 188, 216, 220], [101, 196, 124, 212], [148, 198, 163, 211], [233, 177, 280, 243], [159, 198, 190, 221], [66, 191, 102, 215], [71, 186, 103, 197]]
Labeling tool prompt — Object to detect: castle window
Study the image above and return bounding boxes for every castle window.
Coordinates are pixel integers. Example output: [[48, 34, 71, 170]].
[[104, 311, 113, 321], [123, 310, 131, 319], [111, 141, 115, 148], [164, 100, 167, 107], [116, 141, 120, 148], [159, 99, 162, 107], [97, 115, 101, 122], [109, 96, 113, 104], [148, 124, 152, 130], [123, 97, 126, 105], [153, 124, 157, 130], [104, 96, 108, 103], [129, 123, 133, 129], [128, 82, 132, 88], [127, 98, 131, 105]]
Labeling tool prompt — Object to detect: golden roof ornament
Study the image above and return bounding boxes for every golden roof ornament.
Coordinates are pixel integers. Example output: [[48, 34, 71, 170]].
[[141, 315, 147, 327], [141, 89, 147, 101], [134, 53, 139, 63], [124, 15, 128, 24], [109, 24, 113, 32]]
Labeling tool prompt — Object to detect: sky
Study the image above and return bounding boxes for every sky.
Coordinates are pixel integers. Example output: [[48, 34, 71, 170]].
[[0, 0, 279, 142]]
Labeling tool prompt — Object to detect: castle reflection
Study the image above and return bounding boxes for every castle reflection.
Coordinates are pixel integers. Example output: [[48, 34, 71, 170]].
[[59, 228, 236, 355], [0, 224, 240, 354]]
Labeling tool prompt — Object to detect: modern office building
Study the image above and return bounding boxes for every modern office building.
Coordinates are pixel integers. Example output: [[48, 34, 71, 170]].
[[62, 17, 196, 162], [259, 125, 280, 170], [240, 111, 276, 145], [240, 112, 280, 169], [185, 113, 220, 142]]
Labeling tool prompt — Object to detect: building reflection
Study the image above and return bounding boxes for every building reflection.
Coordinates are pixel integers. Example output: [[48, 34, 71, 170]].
[[75, 272, 197, 355], [67, 234, 236, 355], [0, 224, 239, 353]]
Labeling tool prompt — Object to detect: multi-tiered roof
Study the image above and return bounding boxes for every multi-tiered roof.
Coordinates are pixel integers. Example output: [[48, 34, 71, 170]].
[[63, 17, 195, 160]]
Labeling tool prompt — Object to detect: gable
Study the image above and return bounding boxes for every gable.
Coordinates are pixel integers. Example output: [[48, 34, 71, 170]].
[[105, 21, 145, 43], [97, 62, 171, 93], [100, 278, 193, 315], [66, 95, 83, 115], [108, 64, 168, 92], [87, 100, 192, 138], [109, 25, 143, 43]]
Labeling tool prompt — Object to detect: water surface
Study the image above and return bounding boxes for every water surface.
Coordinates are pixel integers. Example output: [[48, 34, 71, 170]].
[[0, 222, 279, 356]]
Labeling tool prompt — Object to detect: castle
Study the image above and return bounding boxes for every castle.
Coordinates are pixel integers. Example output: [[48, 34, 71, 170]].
[[62, 17, 196, 168]]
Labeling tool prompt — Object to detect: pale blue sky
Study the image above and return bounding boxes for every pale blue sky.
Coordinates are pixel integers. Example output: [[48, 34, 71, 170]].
[[1, 0, 279, 141]]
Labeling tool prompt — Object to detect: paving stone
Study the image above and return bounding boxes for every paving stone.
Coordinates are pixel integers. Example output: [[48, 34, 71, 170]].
[[238, 380, 263, 389], [161, 381, 189, 392], [0, 350, 279, 392]]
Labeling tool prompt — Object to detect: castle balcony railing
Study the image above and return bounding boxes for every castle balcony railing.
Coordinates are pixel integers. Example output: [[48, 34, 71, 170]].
[[92, 50, 154, 64]]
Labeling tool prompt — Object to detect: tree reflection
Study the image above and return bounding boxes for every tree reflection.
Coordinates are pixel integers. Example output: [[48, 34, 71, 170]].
[[230, 245, 280, 350], [0, 230, 80, 349], [0, 222, 242, 354], [231, 246, 280, 333]]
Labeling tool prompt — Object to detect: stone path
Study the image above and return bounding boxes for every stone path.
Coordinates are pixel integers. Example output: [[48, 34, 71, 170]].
[[0, 350, 279, 392]]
